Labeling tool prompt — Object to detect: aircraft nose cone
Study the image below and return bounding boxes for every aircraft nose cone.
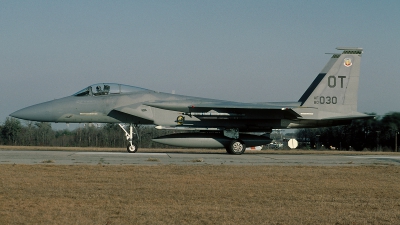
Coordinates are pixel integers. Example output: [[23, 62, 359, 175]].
[[10, 102, 55, 122], [10, 109, 29, 120]]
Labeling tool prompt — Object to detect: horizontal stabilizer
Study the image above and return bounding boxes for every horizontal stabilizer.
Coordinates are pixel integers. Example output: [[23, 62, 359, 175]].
[[319, 114, 375, 121]]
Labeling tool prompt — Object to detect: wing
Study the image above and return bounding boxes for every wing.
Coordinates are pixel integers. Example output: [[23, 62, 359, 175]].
[[144, 100, 302, 120]]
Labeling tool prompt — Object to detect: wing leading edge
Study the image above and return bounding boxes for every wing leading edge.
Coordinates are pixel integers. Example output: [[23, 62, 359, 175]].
[[144, 101, 302, 120]]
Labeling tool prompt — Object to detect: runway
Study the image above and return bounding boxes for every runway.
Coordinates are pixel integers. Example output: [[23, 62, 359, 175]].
[[1, 150, 400, 166]]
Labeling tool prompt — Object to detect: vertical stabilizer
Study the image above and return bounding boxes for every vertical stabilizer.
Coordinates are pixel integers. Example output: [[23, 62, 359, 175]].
[[298, 47, 363, 115]]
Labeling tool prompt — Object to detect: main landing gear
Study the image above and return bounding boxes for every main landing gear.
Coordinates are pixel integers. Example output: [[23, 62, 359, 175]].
[[224, 128, 246, 155], [226, 139, 246, 155], [119, 124, 139, 153]]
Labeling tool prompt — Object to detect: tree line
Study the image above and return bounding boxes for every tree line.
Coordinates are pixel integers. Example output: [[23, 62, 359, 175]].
[[1, 112, 399, 151], [0, 118, 176, 148], [295, 112, 400, 151]]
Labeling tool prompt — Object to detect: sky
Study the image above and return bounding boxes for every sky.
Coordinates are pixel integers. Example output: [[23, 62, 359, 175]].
[[1, 1, 400, 129]]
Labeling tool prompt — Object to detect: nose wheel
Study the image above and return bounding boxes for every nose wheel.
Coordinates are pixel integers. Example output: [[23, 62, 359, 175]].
[[127, 142, 138, 153], [119, 124, 140, 153]]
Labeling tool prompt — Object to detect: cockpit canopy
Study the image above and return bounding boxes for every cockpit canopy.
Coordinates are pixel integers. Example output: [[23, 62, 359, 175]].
[[73, 83, 150, 97]]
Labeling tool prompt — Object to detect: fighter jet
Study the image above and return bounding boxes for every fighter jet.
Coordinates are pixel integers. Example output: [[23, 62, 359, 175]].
[[11, 47, 373, 154]]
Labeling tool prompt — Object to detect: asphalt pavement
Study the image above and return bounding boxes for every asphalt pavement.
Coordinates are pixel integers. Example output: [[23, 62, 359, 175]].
[[1, 150, 400, 166]]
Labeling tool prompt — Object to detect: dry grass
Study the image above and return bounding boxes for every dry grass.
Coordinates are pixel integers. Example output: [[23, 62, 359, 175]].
[[0, 165, 399, 224]]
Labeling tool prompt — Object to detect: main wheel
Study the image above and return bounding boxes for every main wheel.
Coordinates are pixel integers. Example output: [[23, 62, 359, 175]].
[[226, 146, 233, 154], [227, 140, 246, 155], [127, 143, 138, 153]]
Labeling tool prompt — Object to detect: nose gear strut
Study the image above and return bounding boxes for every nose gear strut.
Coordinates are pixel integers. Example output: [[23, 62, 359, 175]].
[[119, 124, 139, 153]]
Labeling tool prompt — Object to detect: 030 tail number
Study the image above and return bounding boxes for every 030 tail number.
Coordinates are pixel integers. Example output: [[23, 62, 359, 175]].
[[314, 96, 337, 104]]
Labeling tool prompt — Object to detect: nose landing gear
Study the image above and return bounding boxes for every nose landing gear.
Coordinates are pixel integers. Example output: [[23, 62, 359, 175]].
[[119, 124, 139, 153]]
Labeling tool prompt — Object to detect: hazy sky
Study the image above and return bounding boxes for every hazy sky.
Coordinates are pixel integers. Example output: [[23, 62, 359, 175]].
[[2, 1, 400, 128]]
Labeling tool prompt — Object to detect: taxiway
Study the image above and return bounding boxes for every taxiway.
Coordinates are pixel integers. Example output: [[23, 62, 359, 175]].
[[1, 150, 400, 166]]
